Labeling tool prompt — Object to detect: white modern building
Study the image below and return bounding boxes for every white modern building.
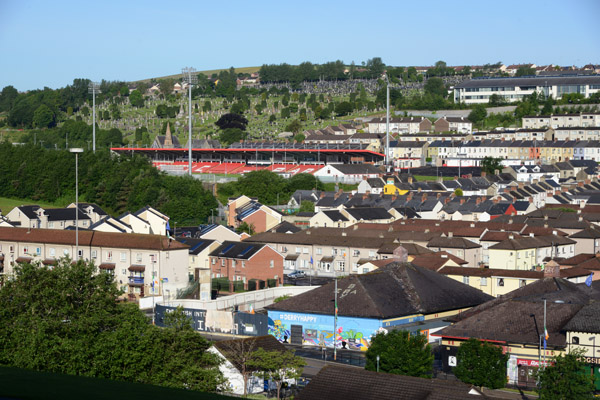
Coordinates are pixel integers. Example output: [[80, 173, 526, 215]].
[[454, 76, 600, 104]]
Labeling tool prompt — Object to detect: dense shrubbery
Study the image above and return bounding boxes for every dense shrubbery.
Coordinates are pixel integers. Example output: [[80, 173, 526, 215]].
[[218, 170, 325, 205], [0, 260, 225, 391], [0, 143, 217, 224]]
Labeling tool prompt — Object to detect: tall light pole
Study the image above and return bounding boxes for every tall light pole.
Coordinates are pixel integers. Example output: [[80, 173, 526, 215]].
[[385, 74, 390, 170], [182, 67, 198, 176], [88, 82, 100, 153], [70, 148, 84, 259]]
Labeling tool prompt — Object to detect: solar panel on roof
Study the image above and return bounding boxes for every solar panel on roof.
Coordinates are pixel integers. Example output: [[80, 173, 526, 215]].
[[237, 245, 254, 257], [190, 241, 205, 252], [219, 243, 235, 255]]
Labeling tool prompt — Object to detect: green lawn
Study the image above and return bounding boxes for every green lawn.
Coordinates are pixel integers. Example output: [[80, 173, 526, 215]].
[[0, 366, 236, 400], [0, 196, 66, 214]]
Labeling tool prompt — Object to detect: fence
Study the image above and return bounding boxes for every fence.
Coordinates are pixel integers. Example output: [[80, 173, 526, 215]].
[[162, 285, 316, 313]]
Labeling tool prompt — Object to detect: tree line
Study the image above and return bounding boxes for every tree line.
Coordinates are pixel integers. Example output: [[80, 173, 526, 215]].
[[0, 79, 144, 130], [0, 143, 217, 224]]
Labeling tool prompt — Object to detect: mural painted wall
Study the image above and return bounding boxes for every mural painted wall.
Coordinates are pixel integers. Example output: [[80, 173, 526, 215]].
[[267, 310, 381, 351]]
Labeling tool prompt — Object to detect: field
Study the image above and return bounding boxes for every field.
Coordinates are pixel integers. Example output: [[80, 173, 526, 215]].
[[135, 66, 262, 83], [0, 366, 236, 400]]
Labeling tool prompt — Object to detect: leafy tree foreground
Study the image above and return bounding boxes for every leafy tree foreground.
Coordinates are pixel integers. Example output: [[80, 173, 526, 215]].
[[0, 260, 225, 392]]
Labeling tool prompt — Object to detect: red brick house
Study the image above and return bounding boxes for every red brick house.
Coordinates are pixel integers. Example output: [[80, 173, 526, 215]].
[[209, 241, 284, 290]]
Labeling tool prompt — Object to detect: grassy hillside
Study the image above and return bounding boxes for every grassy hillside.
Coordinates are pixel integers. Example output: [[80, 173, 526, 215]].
[[0, 196, 66, 215], [136, 66, 261, 83]]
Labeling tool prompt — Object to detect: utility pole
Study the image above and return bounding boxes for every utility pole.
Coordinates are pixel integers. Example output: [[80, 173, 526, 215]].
[[88, 82, 100, 153], [334, 273, 338, 361], [182, 67, 198, 176]]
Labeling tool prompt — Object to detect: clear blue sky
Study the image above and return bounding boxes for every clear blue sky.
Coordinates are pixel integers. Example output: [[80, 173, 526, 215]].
[[1, 0, 598, 91]]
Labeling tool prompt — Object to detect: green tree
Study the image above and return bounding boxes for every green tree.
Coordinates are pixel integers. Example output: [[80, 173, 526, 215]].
[[281, 107, 291, 119], [536, 350, 595, 400], [454, 188, 464, 196], [515, 66, 536, 76], [335, 101, 353, 116], [298, 200, 315, 213], [234, 170, 288, 205], [203, 100, 212, 112], [163, 306, 194, 332], [365, 330, 433, 378], [219, 128, 245, 146], [293, 133, 305, 143], [215, 113, 248, 131], [285, 119, 302, 134], [32, 104, 54, 128], [488, 94, 505, 107], [0, 260, 224, 392], [129, 90, 144, 108], [248, 348, 305, 400], [481, 156, 503, 175], [236, 221, 255, 235], [454, 338, 509, 389], [81, 106, 90, 117], [424, 77, 447, 98], [287, 173, 324, 192], [468, 104, 488, 126]]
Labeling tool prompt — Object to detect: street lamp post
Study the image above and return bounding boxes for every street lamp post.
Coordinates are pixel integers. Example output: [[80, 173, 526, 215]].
[[69, 148, 84, 259]]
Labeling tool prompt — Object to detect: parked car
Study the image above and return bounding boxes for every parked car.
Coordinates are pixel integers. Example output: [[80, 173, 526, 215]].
[[287, 271, 306, 279]]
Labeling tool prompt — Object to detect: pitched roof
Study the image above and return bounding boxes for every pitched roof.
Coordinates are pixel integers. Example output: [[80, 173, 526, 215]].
[[563, 302, 600, 333], [0, 227, 186, 251], [427, 236, 481, 249], [437, 278, 598, 346], [322, 210, 348, 222], [295, 365, 485, 400], [209, 241, 268, 260], [267, 262, 492, 319], [345, 207, 392, 221]]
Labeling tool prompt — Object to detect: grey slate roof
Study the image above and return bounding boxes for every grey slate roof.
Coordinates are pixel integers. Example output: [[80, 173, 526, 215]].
[[322, 210, 348, 222], [267, 262, 493, 319], [344, 207, 392, 221], [563, 302, 600, 334], [295, 365, 486, 400]]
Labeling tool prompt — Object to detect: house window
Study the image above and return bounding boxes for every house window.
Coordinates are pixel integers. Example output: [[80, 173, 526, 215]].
[[60, 221, 64, 227], [120, 252, 127, 262], [9, 245, 13, 253], [369, 251, 376, 258], [295, 247, 301, 254], [572, 336, 579, 344], [78, 249, 83, 258], [121, 269, 127, 275], [352, 262, 358, 271], [91, 250, 97, 259], [480, 277, 487, 286], [212, 258, 216, 265], [221, 259, 225, 267], [497, 278, 504, 287], [23, 247, 28, 254], [332, 248, 337, 256], [316, 248, 322, 255], [338, 261, 345, 271], [136, 253, 142, 262], [106, 251, 113, 261], [35, 247, 41, 256], [232, 260, 236, 269], [463, 276, 469, 285], [270, 260, 274, 268], [281, 246, 287, 253], [48, 222, 54, 228], [363, 268, 369, 274], [520, 279, 527, 288], [50, 248, 55, 257], [242, 261, 246, 268], [303, 247, 308, 254]]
